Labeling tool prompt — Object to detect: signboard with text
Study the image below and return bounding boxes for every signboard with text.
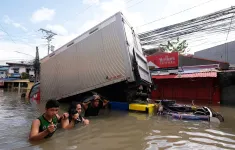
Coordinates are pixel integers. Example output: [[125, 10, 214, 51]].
[[146, 52, 179, 70]]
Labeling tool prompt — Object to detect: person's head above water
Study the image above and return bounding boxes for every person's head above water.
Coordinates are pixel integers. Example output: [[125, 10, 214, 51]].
[[45, 99, 60, 118], [76, 103, 82, 114], [92, 95, 101, 108], [69, 101, 82, 114]]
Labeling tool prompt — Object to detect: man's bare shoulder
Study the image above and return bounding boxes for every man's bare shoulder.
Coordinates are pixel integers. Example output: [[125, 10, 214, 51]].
[[32, 119, 40, 125]]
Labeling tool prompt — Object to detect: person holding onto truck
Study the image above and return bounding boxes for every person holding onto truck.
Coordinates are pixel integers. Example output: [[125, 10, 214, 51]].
[[65, 102, 89, 129], [28, 99, 69, 141], [82, 95, 109, 117]]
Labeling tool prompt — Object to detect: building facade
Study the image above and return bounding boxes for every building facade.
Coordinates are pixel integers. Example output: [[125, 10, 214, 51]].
[[6, 62, 34, 78], [0, 66, 9, 79], [146, 52, 230, 105], [194, 41, 235, 66]]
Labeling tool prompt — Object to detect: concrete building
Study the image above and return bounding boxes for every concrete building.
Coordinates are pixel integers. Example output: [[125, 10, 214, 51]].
[[6, 61, 34, 78], [0, 66, 8, 79], [194, 41, 235, 66], [146, 52, 231, 105]]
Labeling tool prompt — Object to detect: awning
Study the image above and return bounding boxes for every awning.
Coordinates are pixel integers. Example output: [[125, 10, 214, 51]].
[[152, 72, 217, 79]]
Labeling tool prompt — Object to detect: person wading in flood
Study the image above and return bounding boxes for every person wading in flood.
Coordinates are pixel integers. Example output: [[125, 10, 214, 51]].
[[28, 99, 69, 141], [82, 95, 109, 117], [65, 102, 89, 129]]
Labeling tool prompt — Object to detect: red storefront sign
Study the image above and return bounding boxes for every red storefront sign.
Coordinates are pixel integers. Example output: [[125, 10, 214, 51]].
[[147, 52, 179, 69]]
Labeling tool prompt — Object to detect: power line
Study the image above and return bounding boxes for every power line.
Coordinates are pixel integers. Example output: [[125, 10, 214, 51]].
[[127, 0, 146, 9], [14, 51, 34, 58], [0, 59, 32, 62], [126, 0, 136, 3], [0, 23, 36, 49], [138, 6, 235, 46], [224, 12, 235, 62], [139, 6, 235, 58], [137, 0, 218, 28], [76, 5, 94, 16], [39, 28, 57, 55], [63, 0, 143, 25], [0, 23, 17, 44]]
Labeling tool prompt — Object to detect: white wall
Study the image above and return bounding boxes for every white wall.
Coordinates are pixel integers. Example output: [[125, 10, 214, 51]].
[[19, 67, 26, 73], [8, 67, 14, 74], [8, 66, 26, 74], [7, 65, 35, 77], [29, 70, 34, 76]]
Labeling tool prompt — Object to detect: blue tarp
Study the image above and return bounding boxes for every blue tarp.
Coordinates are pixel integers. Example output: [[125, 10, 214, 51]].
[[9, 73, 21, 78]]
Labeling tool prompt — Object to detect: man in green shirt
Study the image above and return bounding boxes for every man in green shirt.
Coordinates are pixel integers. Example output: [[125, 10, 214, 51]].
[[28, 99, 69, 141]]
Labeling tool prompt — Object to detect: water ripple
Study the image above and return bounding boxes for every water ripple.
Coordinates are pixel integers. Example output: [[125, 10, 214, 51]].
[[179, 131, 235, 143], [190, 137, 235, 149], [205, 129, 235, 137]]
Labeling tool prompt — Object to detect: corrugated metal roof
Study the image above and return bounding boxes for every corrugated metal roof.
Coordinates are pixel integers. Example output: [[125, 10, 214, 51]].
[[152, 72, 217, 79], [151, 65, 220, 76]]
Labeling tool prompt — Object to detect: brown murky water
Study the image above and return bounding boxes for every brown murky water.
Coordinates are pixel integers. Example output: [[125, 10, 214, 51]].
[[1, 90, 235, 150]]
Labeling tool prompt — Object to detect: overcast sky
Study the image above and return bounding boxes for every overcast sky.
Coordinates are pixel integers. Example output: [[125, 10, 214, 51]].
[[1, 0, 235, 65]]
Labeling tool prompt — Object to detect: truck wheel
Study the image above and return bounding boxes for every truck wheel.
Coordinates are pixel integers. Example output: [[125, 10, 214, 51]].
[[126, 91, 136, 103]]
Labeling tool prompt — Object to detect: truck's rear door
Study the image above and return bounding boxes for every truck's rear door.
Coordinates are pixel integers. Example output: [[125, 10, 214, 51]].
[[123, 20, 152, 84]]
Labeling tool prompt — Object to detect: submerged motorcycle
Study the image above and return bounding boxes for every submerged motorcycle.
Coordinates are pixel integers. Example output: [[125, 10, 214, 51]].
[[155, 100, 224, 123]]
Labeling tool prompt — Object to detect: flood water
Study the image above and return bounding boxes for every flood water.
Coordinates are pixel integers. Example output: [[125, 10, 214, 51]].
[[1, 90, 235, 150]]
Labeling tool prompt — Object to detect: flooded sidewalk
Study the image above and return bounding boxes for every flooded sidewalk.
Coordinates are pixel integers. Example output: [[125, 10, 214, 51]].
[[0, 90, 235, 150]]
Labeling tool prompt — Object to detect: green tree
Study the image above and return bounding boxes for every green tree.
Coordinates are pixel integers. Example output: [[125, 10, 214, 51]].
[[21, 72, 29, 79], [160, 37, 189, 54]]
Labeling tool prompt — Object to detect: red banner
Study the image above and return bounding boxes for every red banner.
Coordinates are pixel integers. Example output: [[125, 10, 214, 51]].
[[147, 52, 179, 69]]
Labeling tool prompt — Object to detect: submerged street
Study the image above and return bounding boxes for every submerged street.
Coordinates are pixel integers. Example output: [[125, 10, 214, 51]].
[[0, 90, 235, 150]]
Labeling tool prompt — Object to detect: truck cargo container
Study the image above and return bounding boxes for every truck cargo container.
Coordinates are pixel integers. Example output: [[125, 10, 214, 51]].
[[40, 12, 152, 102]]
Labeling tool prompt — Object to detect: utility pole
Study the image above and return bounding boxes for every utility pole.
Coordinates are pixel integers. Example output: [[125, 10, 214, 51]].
[[34, 46, 40, 83], [38, 28, 57, 55]]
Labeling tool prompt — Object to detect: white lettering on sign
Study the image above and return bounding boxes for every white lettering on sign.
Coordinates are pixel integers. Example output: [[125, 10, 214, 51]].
[[159, 56, 176, 65]]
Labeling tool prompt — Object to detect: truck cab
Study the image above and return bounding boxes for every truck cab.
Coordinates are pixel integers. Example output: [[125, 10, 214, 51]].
[[28, 82, 40, 104]]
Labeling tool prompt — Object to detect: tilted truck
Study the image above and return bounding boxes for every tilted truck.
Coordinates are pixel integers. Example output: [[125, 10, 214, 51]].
[[40, 12, 152, 102]]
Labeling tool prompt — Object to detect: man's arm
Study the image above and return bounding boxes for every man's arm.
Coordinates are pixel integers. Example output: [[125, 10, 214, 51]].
[[56, 113, 69, 129], [82, 102, 90, 110], [64, 119, 76, 129], [82, 117, 89, 125], [102, 99, 109, 107], [28, 119, 50, 141]]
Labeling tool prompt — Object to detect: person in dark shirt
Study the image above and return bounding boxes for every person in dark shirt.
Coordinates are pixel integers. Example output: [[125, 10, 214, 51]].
[[66, 102, 89, 129], [82, 95, 109, 117]]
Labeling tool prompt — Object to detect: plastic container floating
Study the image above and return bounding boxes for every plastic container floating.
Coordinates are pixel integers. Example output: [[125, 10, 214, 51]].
[[129, 103, 155, 114]]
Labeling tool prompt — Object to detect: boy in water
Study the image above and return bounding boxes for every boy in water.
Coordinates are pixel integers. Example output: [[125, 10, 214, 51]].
[[28, 99, 69, 141], [82, 95, 109, 117]]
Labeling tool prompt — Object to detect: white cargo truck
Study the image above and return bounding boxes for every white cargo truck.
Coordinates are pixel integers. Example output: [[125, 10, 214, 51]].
[[40, 12, 152, 102]]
